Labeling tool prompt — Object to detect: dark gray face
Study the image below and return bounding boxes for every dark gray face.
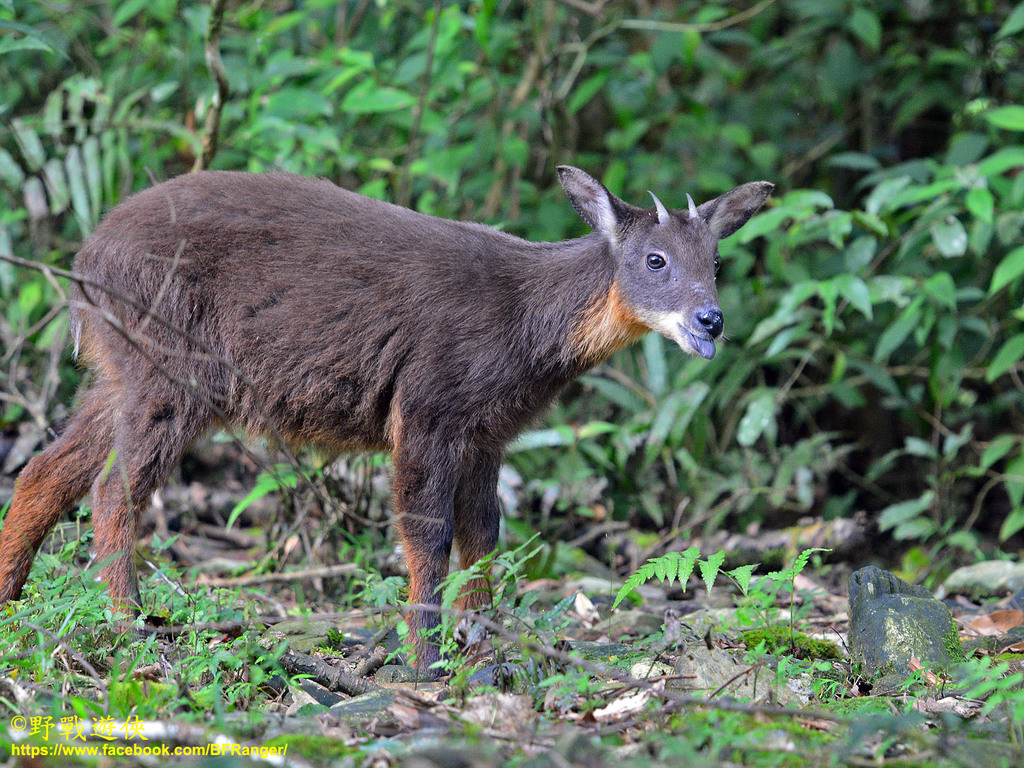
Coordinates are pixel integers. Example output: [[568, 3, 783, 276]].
[[614, 205, 722, 358], [557, 166, 774, 360]]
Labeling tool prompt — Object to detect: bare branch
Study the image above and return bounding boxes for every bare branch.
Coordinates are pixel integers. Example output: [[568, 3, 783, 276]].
[[193, 0, 230, 172]]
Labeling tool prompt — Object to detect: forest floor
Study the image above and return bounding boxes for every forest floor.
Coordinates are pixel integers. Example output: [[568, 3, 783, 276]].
[[1, 438, 1023, 768]]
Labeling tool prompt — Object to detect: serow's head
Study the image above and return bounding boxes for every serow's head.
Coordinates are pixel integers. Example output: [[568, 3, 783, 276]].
[[558, 166, 773, 360]]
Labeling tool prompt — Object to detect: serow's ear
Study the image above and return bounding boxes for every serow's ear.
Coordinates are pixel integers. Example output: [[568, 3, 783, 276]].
[[696, 181, 774, 240], [557, 165, 627, 235]]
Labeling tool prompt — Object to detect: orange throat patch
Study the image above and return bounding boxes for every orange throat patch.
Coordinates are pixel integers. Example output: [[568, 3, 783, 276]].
[[570, 283, 650, 367]]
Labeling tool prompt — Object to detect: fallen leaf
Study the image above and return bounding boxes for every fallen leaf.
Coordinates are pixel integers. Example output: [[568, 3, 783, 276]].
[[796, 717, 837, 732], [593, 690, 651, 723], [970, 609, 1024, 635]]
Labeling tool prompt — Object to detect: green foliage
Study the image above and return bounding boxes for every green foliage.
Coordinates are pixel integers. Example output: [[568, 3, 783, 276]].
[[612, 546, 701, 609], [613, 546, 765, 609], [0, 530, 288, 728], [227, 461, 310, 528], [2, 0, 1023, 571]]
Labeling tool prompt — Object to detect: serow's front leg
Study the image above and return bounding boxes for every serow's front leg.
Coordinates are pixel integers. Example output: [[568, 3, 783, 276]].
[[454, 450, 502, 612]]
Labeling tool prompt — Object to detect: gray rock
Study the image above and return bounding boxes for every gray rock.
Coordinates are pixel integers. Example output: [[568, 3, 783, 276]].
[[375, 664, 436, 684], [942, 561, 1024, 598], [295, 679, 345, 707], [848, 566, 964, 678], [327, 689, 395, 721], [262, 618, 340, 655], [671, 644, 807, 705], [592, 610, 664, 638]]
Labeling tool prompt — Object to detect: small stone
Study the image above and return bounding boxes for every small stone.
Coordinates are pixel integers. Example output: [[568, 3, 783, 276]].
[[375, 664, 436, 684], [629, 658, 673, 679], [262, 618, 339, 654], [593, 610, 664, 638], [462, 693, 536, 733]]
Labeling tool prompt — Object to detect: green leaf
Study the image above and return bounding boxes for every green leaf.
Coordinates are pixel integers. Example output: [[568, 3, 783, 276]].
[[0, 18, 65, 58], [1005, 453, 1024, 509], [977, 147, 1024, 176], [341, 80, 416, 114], [727, 564, 758, 595], [65, 145, 92, 235], [265, 88, 331, 120], [509, 426, 575, 452], [0, 36, 56, 55], [966, 187, 995, 224], [985, 106, 1024, 132], [844, 235, 877, 271], [581, 375, 648, 413], [930, 215, 967, 257], [652, 558, 668, 582], [83, 136, 102, 226], [987, 333, 1024, 382], [663, 553, 680, 585], [642, 332, 667, 396], [864, 176, 911, 216], [981, 435, 1019, 470], [737, 390, 776, 447], [42, 157, 69, 214], [848, 7, 881, 50], [923, 272, 957, 310], [836, 275, 872, 319], [873, 296, 922, 362], [989, 244, 1024, 295], [0, 147, 25, 187], [996, 2, 1024, 39], [12, 118, 45, 171], [576, 421, 617, 440], [613, 571, 646, 610], [18, 280, 42, 316], [1000, 507, 1024, 541], [568, 72, 610, 116], [877, 491, 934, 534], [112, 0, 150, 27], [699, 550, 725, 594], [228, 467, 300, 528], [645, 392, 684, 465]]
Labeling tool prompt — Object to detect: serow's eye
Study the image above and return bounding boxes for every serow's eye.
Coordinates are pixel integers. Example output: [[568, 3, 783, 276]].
[[646, 252, 667, 270], [714, 255, 721, 274]]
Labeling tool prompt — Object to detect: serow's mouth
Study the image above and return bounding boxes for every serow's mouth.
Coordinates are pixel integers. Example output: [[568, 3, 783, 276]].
[[682, 325, 717, 360]]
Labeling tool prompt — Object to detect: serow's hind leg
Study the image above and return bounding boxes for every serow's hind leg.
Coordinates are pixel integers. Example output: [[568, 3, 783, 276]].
[[0, 385, 117, 603], [90, 389, 210, 612]]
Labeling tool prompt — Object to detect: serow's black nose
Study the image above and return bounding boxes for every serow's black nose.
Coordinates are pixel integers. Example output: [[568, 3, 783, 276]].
[[696, 307, 724, 339]]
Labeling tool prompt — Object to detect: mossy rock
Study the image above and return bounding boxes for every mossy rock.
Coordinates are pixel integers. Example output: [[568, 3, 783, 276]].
[[741, 627, 841, 660], [848, 566, 965, 679]]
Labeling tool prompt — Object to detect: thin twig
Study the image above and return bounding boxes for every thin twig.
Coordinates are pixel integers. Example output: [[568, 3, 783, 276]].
[[196, 563, 358, 588], [619, 0, 778, 35], [193, 0, 230, 172], [396, 0, 443, 208]]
